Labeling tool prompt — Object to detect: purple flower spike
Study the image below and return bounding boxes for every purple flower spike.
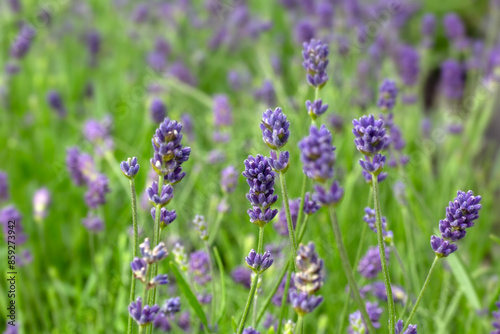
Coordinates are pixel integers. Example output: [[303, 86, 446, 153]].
[[430, 235, 458, 257], [358, 246, 390, 279], [268, 151, 290, 173], [128, 297, 160, 326], [0, 206, 27, 245], [254, 80, 276, 107], [421, 14, 436, 47], [150, 207, 177, 228], [153, 312, 172, 331], [303, 192, 320, 215], [150, 117, 191, 179], [313, 181, 344, 207], [396, 46, 420, 87], [221, 165, 238, 193], [82, 213, 104, 232], [305, 99, 329, 120], [289, 291, 323, 315], [396, 320, 418, 334], [302, 39, 329, 88], [189, 250, 211, 285], [66, 147, 86, 186], [245, 249, 274, 274], [0, 172, 9, 202], [47, 90, 66, 117], [243, 327, 260, 334], [352, 115, 389, 156], [131, 257, 147, 281], [147, 181, 174, 207], [162, 297, 181, 315], [140, 238, 168, 263], [232, 266, 252, 289], [444, 13, 466, 45], [359, 154, 386, 175], [363, 208, 392, 242], [213, 94, 233, 127], [150, 99, 167, 123], [243, 155, 278, 227], [439, 190, 482, 241], [377, 79, 398, 111], [441, 60, 465, 100], [84, 174, 110, 209], [260, 107, 290, 150], [10, 25, 35, 59], [298, 125, 336, 182], [150, 274, 169, 287], [295, 242, 325, 294], [120, 157, 140, 179]]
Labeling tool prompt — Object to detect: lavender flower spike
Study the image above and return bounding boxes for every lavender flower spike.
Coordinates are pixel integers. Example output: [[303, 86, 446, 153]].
[[302, 39, 329, 88], [430, 235, 458, 257], [305, 99, 329, 120], [359, 154, 386, 175], [294, 242, 325, 294], [242, 327, 260, 334], [128, 297, 160, 325], [150, 99, 167, 124], [193, 215, 209, 241], [120, 157, 140, 179], [130, 257, 147, 281], [352, 114, 389, 156], [396, 320, 418, 334], [268, 150, 290, 173], [146, 181, 174, 207], [47, 90, 66, 117], [313, 180, 344, 207], [439, 190, 482, 241], [0, 172, 9, 202], [140, 238, 168, 263], [289, 291, 323, 315], [245, 249, 274, 274], [377, 79, 398, 111], [298, 125, 336, 182], [189, 250, 211, 285], [150, 207, 177, 228], [260, 107, 290, 150], [358, 246, 390, 279], [221, 165, 238, 193]]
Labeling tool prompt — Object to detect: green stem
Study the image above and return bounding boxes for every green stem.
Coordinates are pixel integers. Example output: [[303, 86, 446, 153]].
[[392, 243, 411, 319], [150, 175, 164, 307], [127, 179, 139, 334], [296, 315, 304, 334], [205, 241, 217, 328], [277, 270, 292, 334], [295, 174, 307, 235], [328, 208, 376, 334], [278, 172, 298, 269], [208, 197, 227, 246], [238, 227, 265, 332], [141, 265, 151, 333], [372, 175, 395, 334], [252, 283, 259, 327], [404, 256, 440, 330], [138, 325, 145, 334], [255, 261, 289, 325], [297, 215, 310, 242], [237, 274, 260, 334]]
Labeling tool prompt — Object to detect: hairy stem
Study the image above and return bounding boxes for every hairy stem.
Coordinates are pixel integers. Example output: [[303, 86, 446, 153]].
[[127, 179, 139, 334], [329, 208, 376, 334], [296, 315, 304, 334], [372, 175, 396, 334], [237, 274, 260, 334], [278, 172, 298, 270], [295, 174, 307, 235], [405, 256, 440, 330], [277, 270, 292, 334]]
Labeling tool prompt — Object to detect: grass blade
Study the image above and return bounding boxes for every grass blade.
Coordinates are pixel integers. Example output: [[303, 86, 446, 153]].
[[213, 246, 227, 324]]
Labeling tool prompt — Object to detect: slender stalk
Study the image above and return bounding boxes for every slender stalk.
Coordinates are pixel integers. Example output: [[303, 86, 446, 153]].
[[237, 274, 259, 334], [238, 227, 265, 333], [328, 208, 376, 334], [278, 172, 298, 269], [404, 256, 440, 330], [372, 175, 395, 334], [208, 197, 227, 246], [296, 315, 304, 334], [256, 261, 289, 325], [392, 243, 411, 319], [138, 326, 145, 334], [295, 174, 308, 235], [277, 270, 292, 334], [297, 215, 310, 242], [127, 179, 139, 334], [252, 283, 259, 327], [337, 187, 373, 334], [150, 175, 164, 307], [141, 265, 151, 333], [204, 241, 217, 328]]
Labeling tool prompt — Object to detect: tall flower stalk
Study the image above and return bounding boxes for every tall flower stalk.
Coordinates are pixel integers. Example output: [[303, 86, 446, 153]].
[[405, 190, 481, 330], [352, 114, 395, 333], [120, 157, 140, 334]]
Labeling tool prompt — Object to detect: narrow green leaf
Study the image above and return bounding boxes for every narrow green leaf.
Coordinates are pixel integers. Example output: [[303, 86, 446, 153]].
[[169, 261, 209, 329], [446, 256, 481, 310], [490, 234, 500, 245], [213, 246, 227, 324]]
